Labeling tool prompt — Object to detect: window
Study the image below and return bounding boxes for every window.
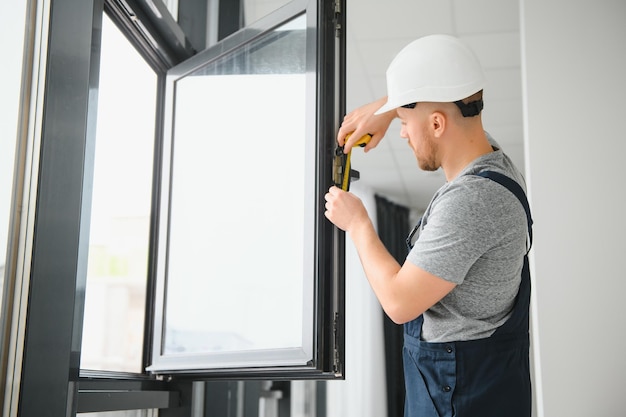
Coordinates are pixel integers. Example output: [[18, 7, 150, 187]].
[[148, 0, 345, 377], [8, 0, 345, 412]]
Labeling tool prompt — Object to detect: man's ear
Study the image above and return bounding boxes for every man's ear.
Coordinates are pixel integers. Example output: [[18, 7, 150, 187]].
[[430, 111, 446, 138]]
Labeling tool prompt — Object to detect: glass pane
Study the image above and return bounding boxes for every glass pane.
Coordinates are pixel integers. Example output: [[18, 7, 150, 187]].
[[243, 0, 293, 25], [150, 14, 313, 371], [80, 15, 158, 372]]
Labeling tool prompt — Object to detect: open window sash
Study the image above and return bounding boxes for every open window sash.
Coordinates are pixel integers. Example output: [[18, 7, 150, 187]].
[[147, 0, 346, 379]]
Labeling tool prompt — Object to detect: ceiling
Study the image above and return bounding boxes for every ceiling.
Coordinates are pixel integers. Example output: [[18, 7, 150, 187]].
[[344, 0, 524, 211]]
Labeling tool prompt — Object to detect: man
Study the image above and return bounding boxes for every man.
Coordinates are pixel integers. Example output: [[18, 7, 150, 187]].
[[324, 34, 532, 417]]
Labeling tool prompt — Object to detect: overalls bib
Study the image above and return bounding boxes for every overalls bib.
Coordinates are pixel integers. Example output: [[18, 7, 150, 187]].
[[402, 171, 533, 417]]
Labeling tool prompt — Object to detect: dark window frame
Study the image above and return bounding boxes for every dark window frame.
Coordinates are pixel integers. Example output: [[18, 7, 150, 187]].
[[12, 0, 346, 413]]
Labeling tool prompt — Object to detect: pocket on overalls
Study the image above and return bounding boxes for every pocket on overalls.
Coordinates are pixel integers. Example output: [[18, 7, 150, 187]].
[[402, 346, 444, 417]]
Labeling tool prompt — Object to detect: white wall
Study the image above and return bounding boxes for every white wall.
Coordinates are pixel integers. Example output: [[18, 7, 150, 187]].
[[521, 1, 626, 416]]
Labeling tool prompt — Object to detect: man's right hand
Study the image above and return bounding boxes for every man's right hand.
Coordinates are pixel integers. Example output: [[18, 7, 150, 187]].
[[336, 96, 397, 153]]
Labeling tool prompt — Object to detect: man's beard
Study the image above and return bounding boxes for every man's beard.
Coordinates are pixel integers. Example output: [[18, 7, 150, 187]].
[[416, 129, 439, 172]]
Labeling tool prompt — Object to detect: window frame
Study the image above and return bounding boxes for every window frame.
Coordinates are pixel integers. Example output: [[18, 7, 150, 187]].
[[147, 0, 346, 379]]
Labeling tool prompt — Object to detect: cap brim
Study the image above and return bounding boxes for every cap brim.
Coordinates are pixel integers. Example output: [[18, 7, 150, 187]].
[[374, 93, 415, 114], [373, 99, 399, 115]]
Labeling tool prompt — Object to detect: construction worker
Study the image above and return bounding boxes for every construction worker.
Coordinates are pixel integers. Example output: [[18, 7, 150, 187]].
[[325, 34, 532, 417]]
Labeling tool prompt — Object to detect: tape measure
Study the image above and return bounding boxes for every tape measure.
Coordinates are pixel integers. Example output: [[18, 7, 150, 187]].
[[333, 134, 371, 191]]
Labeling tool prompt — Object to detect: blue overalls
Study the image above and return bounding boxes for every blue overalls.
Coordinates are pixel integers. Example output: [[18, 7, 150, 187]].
[[402, 171, 533, 417]]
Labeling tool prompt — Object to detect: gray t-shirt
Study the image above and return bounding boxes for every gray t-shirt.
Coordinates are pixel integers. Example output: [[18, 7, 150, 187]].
[[406, 137, 528, 342]]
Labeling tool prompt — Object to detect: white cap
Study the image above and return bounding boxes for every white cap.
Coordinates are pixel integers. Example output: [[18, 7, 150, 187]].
[[375, 34, 486, 115]]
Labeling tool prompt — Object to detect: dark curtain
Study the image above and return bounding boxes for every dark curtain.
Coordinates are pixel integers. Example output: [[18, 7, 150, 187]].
[[375, 195, 410, 417]]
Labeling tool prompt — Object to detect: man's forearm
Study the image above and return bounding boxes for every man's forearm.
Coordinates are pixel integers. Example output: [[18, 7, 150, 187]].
[[348, 218, 403, 312]]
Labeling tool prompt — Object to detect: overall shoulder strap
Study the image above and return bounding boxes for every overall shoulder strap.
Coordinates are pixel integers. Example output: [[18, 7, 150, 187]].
[[476, 171, 533, 251]]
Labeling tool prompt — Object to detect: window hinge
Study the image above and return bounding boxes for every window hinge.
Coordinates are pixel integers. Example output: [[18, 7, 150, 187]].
[[332, 312, 342, 375], [333, 0, 342, 38]]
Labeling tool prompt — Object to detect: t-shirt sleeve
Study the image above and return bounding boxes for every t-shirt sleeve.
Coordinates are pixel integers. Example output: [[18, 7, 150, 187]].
[[406, 178, 512, 284]]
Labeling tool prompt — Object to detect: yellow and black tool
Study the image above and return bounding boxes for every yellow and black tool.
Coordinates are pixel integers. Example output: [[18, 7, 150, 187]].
[[333, 133, 371, 191]]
